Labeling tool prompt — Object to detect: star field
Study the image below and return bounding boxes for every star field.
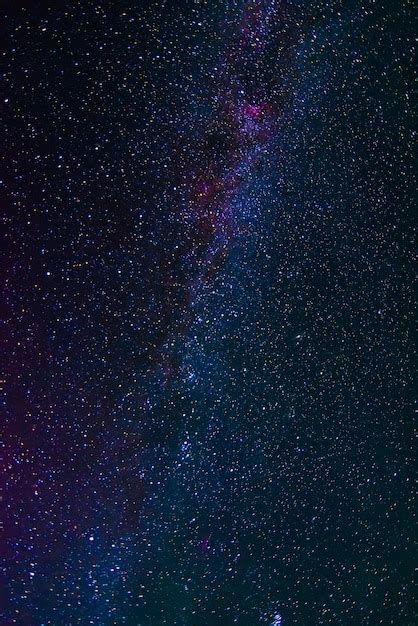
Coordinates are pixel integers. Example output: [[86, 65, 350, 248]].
[[1, 1, 415, 625]]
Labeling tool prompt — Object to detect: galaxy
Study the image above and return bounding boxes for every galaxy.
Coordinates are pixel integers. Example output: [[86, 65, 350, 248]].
[[1, 0, 415, 624]]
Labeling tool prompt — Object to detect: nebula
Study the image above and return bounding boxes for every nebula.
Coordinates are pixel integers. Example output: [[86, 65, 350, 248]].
[[153, 0, 298, 382]]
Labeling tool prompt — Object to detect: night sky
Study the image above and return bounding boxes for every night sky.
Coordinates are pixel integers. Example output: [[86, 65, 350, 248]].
[[1, 1, 415, 625]]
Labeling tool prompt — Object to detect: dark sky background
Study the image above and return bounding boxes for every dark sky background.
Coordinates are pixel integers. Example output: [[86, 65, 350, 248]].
[[1, 1, 415, 625]]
